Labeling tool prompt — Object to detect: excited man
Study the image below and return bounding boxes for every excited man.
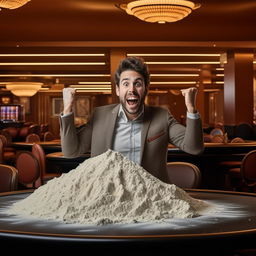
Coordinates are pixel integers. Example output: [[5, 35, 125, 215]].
[[60, 56, 204, 182]]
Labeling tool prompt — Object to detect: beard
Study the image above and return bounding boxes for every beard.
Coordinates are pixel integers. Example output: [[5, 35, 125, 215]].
[[120, 91, 146, 118]]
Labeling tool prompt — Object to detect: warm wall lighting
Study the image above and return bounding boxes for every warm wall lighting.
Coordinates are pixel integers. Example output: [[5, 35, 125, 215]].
[[146, 61, 220, 64], [0, 74, 111, 77], [127, 53, 220, 57], [0, 62, 106, 66], [151, 73, 199, 77], [0, 0, 30, 9], [0, 53, 105, 57], [118, 0, 201, 24], [5, 82, 43, 97]]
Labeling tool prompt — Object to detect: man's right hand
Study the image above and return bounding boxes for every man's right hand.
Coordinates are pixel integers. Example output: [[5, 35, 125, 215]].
[[63, 88, 76, 115]]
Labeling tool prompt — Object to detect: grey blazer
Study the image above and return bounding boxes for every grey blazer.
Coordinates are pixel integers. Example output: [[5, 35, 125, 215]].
[[60, 104, 204, 182]]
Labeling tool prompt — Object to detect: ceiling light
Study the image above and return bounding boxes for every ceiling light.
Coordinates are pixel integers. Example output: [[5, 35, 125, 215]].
[[0, 0, 30, 9], [5, 82, 43, 97], [118, 0, 201, 24]]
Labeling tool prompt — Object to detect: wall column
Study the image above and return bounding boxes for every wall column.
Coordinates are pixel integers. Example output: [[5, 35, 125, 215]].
[[110, 49, 126, 103], [224, 52, 254, 125]]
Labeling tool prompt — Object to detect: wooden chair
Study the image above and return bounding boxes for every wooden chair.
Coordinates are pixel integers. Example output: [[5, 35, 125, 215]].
[[26, 133, 41, 143], [16, 151, 40, 189], [226, 150, 256, 192], [0, 164, 18, 192], [166, 162, 202, 189], [32, 143, 60, 186]]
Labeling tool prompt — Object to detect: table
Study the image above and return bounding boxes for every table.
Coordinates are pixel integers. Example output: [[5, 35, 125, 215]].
[[45, 142, 256, 188], [168, 142, 256, 189], [1, 189, 256, 254], [12, 140, 61, 154], [46, 152, 90, 173]]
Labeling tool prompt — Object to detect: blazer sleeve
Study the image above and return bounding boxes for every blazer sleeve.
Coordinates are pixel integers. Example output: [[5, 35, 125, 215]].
[[59, 112, 93, 157], [168, 112, 204, 155]]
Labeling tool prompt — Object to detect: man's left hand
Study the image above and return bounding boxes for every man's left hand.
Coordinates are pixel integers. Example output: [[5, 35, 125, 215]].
[[181, 87, 198, 113]]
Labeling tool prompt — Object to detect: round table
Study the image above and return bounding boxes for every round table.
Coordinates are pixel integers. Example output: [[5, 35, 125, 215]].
[[1, 189, 256, 254]]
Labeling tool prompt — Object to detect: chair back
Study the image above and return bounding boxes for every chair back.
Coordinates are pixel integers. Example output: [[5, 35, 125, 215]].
[[231, 137, 245, 143], [16, 151, 40, 187], [32, 143, 46, 176], [28, 124, 41, 135], [43, 131, 54, 141], [0, 134, 8, 146], [211, 134, 225, 143], [240, 150, 256, 185], [26, 133, 40, 143], [166, 162, 201, 189], [0, 164, 18, 192], [235, 122, 253, 140], [0, 139, 4, 164]]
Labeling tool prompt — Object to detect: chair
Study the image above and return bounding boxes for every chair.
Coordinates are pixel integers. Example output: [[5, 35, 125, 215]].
[[32, 143, 60, 186], [16, 151, 40, 189], [0, 164, 18, 192], [43, 131, 55, 141], [28, 124, 41, 135], [0, 134, 16, 164], [211, 134, 225, 143], [166, 162, 202, 189], [26, 133, 41, 143], [226, 150, 256, 192], [231, 137, 245, 143], [235, 122, 254, 140]]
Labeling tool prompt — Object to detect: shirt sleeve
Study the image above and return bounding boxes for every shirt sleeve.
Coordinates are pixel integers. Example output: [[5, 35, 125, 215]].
[[60, 112, 73, 118], [187, 111, 200, 120]]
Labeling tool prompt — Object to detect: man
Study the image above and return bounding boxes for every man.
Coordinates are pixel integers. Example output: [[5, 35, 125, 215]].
[[60, 56, 204, 182]]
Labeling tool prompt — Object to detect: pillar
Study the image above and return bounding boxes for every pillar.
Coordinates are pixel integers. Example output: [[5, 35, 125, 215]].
[[110, 49, 126, 103], [224, 52, 254, 125]]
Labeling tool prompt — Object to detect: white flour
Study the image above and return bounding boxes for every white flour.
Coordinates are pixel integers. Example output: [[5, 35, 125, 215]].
[[7, 149, 214, 225]]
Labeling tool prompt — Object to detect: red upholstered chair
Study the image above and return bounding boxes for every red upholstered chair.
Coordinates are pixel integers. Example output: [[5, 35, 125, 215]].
[[0, 164, 18, 192], [230, 137, 245, 143], [43, 131, 55, 141], [26, 133, 40, 143], [32, 143, 60, 186], [16, 151, 40, 189], [0, 134, 16, 165], [28, 124, 41, 135], [166, 162, 201, 189], [227, 150, 256, 192]]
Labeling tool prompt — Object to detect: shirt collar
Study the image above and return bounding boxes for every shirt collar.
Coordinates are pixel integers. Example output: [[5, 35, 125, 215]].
[[118, 104, 144, 122]]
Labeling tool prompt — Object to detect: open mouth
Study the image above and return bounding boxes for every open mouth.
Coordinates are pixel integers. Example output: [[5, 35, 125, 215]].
[[126, 97, 139, 106]]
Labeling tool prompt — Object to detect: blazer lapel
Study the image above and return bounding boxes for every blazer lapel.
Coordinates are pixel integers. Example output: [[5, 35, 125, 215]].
[[105, 104, 119, 150], [140, 105, 152, 160]]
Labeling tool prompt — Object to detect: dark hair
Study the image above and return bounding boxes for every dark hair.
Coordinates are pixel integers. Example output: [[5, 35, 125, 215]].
[[114, 56, 150, 87]]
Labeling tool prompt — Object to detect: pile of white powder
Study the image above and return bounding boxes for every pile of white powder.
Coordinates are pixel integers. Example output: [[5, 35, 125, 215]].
[[7, 149, 214, 225]]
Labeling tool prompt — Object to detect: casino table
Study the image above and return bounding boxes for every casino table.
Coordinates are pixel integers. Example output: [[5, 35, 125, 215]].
[[1, 189, 256, 254]]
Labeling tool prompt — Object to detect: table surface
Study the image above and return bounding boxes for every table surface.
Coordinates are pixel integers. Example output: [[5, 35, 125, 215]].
[[1, 189, 256, 242], [12, 140, 61, 147]]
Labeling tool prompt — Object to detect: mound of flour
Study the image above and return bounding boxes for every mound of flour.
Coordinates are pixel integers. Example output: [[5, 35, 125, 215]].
[[7, 149, 213, 225]]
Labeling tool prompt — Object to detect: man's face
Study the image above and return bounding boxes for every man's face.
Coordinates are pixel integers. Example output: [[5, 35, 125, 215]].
[[116, 70, 148, 120]]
